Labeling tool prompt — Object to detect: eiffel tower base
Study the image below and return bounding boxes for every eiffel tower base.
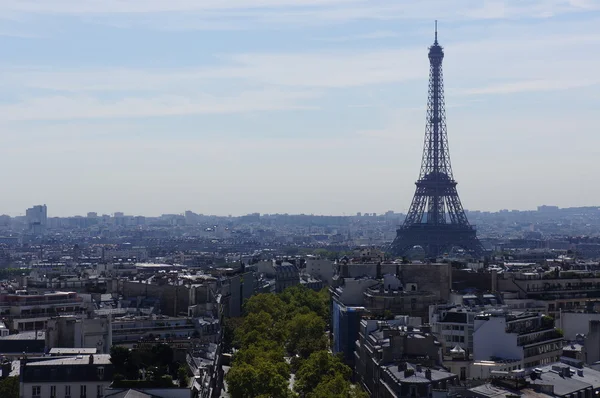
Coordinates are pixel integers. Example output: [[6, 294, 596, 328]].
[[389, 224, 484, 258]]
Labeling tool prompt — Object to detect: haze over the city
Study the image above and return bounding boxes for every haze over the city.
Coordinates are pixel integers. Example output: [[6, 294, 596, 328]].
[[0, 0, 598, 217]]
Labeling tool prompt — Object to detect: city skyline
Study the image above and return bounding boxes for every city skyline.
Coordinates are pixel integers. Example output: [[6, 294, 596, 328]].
[[1, 1, 599, 216], [1, 203, 595, 218]]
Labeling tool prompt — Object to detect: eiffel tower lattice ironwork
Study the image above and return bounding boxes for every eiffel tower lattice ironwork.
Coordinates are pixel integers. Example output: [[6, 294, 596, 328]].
[[388, 22, 484, 258]]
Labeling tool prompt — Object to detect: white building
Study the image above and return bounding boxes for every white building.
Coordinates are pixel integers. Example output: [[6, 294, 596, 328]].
[[305, 257, 335, 285], [473, 310, 563, 369], [20, 354, 113, 398], [0, 321, 8, 337]]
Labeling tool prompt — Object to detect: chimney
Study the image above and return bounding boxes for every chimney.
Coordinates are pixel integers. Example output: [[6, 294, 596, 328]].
[[397, 362, 407, 372], [89, 355, 94, 364], [425, 369, 432, 380], [416, 364, 422, 373]]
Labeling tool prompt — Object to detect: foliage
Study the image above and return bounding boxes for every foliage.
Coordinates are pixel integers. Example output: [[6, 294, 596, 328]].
[[223, 317, 244, 352], [177, 366, 189, 388], [110, 344, 181, 385], [110, 346, 131, 375], [244, 293, 288, 322], [295, 351, 352, 396], [232, 343, 290, 380], [308, 374, 369, 398], [281, 286, 329, 322], [286, 312, 328, 358], [235, 311, 288, 348], [227, 286, 341, 398], [0, 376, 18, 398], [226, 361, 293, 398], [151, 343, 174, 367]]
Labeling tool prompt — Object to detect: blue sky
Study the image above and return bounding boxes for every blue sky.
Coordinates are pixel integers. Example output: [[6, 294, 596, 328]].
[[0, 0, 599, 217]]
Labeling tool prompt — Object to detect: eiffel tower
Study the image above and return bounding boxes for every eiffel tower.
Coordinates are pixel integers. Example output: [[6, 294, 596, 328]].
[[388, 22, 484, 258]]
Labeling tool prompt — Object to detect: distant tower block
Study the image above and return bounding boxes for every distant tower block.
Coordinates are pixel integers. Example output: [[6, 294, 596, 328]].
[[388, 22, 484, 258]]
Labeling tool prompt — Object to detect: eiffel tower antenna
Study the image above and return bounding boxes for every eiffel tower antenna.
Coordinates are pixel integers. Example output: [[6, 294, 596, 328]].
[[388, 23, 484, 259]]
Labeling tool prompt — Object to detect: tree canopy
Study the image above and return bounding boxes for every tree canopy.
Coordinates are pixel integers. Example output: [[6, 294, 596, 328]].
[[0, 376, 18, 398], [295, 350, 352, 396], [226, 286, 365, 398]]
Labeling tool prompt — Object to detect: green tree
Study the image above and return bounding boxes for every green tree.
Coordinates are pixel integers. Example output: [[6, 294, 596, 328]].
[[295, 351, 352, 396], [110, 346, 131, 375], [286, 312, 327, 358], [308, 374, 369, 398], [0, 376, 18, 398], [226, 360, 291, 398], [244, 293, 288, 322], [177, 365, 190, 388], [223, 317, 244, 352], [151, 343, 174, 367], [233, 343, 290, 380], [235, 311, 287, 348], [281, 286, 329, 324]]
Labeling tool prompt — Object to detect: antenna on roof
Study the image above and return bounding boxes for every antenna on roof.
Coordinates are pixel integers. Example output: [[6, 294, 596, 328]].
[[434, 20, 438, 44]]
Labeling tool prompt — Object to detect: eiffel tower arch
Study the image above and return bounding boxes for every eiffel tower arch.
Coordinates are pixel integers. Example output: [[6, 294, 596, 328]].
[[388, 22, 484, 258]]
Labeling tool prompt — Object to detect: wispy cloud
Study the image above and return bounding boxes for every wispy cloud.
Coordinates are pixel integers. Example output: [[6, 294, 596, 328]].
[[0, 0, 362, 14], [460, 79, 600, 95], [315, 30, 400, 42], [0, 90, 319, 121], [1, 0, 597, 33]]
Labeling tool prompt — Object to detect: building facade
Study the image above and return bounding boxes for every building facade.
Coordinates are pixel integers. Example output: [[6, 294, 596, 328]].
[[20, 354, 113, 398], [473, 310, 563, 369]]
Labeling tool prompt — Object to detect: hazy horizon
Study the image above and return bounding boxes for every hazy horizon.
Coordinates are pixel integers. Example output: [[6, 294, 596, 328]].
[[1, 1, 599, 217], [5, 203, 597, 218]]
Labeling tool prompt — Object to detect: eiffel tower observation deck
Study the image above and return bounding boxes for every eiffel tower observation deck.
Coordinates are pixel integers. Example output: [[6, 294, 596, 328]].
[[388, 22, 484, 259]]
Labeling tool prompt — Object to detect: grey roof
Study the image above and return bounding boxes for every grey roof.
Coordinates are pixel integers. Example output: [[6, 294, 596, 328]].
[[384, 363, 456, 384], [104, 389, 155, 398], [468, 384, 552, 398], [49, 348, 97, 355], [0, 331, 45, 340], [563, 343, 584, 352], [27, 354, 112, 367], [528, 363, 600, 394]]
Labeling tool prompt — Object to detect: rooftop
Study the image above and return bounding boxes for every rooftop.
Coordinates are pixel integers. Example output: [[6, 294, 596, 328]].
[[0, 331, 45, 340], [27, 354, 112, 367], [49, 348, 98, 356], [384, 363, 455, 384]]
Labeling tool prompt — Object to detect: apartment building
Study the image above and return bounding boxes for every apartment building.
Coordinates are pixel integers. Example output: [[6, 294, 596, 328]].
[[20, 354, 113, 398], [473, 310, 563, 369]]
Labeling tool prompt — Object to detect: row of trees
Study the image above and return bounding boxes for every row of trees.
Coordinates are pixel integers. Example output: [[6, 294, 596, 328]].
[[109, 343, 188, 388], [225, 286, 367, 398]]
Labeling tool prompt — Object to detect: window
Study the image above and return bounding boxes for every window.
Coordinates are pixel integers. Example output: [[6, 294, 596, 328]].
[[80, 385, 87, 398], [97, 367, 105, 379], [32, 386, 41, 398], [65, 385, 71, 398], [50, 385, 57, 398]]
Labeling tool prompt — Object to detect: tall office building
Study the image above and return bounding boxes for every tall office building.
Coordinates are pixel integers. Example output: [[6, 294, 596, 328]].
[[26, 204, 48, 234]]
